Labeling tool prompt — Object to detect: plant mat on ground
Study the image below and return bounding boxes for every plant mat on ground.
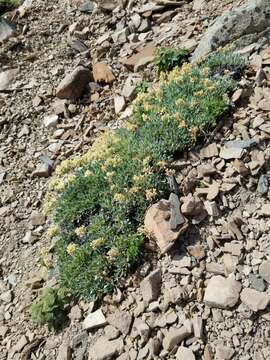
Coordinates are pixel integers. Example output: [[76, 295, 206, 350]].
[[38, 51, 246, 305]]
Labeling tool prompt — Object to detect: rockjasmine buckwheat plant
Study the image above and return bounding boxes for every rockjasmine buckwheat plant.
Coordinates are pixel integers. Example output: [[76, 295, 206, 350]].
[[42, 51, 245, 300]]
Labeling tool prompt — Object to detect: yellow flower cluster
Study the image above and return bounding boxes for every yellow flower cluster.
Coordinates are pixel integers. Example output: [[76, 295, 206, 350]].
[[91, 237, 105, 250], [75, 226, 86, 237], [84, 170, 93, 177], [145, 188, 157, 201], [66, 243, 77, 256], [129, 186, 140, 195], [47, 225, 60, 238], [43, 193, 57, 215], [123, 121, 138, 132], [114, 193, 126, 203], [107, 247, 119, 260]]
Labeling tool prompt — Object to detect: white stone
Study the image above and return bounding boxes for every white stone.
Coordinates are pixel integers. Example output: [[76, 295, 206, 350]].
[[240, 288, 270, 312], [176, 346, 195, 360], [204, 275, 241, 309], [44, 114, 59, 128], [83, 309, 107, 330]]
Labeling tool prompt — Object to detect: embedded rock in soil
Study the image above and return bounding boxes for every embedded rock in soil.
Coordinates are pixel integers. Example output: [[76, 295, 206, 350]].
[[0, 68, 19, 91], [92, 62, 115, 84], [144, 199, 188, 254], [176, 346, 195, 360], [56, 66, 91, 100], [193, 0, 270, 60], [240, 288, 270, 312], [0, 18, 16, 42], [204, 275, 241, 309], [88, 337, 124, 360], [140, 269, 162, 305], [83, 309, 107, 330]]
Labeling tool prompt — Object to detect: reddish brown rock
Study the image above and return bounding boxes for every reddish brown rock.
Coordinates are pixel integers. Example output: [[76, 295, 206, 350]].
[[144, 200, 188, 254], [121, 45, 156, 71], [92, 62, 115, 84]]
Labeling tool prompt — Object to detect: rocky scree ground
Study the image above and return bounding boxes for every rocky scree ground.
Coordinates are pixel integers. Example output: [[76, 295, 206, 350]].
[[1, 0, 270, 359]]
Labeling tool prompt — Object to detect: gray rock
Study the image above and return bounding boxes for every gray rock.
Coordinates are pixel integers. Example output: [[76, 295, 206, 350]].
[[169, 193, 185, 230], [0, 18, 16, 43], [204, 275, 241, 309], [259, 261, 270, 283], [79, 1, 95, 13], [140, 269, 162, 305], [219, 147, 244, 160], [225, 139, 257, 150], [44, 114, 59, 128], [193, 0, 270, 61], [257, 175, 269, 194], [249, 273, 265, 292]]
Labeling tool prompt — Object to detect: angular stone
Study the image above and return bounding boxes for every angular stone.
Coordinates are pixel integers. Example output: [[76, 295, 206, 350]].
[[144, 199, 188, 254], [192, 315, 203, 338], [233, 159, 250, 176], [56, 66, 90, 100], [107, 311, 133, 335], [225, 139, 257, 150], [44, 114, 59, 128], [176, 346, 195, 360], [33, 163, 51, 178], [204, 275, 241, 309], [114, 95, 126, 114], [0, 68, 19, 91], [257, 174, 268, 194], [0, 18, 16, 42], [193, 0, 270, 61], [121, 45, 156, 71], [92, 62, 115, 84], [88, 337, 124, 360], [259, 261, 270, 283], [57, 343, 72, 360], [121, 75, 141, 101], [162, 326, 191, 351], [30, 211, 45, 226], [261, 204, 270, 216], [219, 147, 244, 160], [140, 269, 162, 305], [240, 288, 270, 312], [169, 193, 185, 230], [215, 346, 235, 360], [204, 201, 219, 217], [83, 309, 107, 330], [200, 143, 219, 158]]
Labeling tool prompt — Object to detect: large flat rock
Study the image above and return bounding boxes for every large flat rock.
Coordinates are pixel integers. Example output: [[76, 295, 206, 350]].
[[193, 0, 270, 61]]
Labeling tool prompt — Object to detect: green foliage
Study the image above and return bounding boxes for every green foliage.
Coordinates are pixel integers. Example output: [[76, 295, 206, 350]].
[[31, 288, 70, 330], [47, 51, 245, 299], [154, 47, 189, 73], [135, 80, 149, 95]]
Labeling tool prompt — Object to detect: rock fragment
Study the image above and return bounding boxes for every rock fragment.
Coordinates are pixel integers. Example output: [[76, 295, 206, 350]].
[[144, 199, 188, 254], [140, 269, 162, 304], [240, 288, 270, 312], [176, 346, 195, 360], [56, 66, 90, 100], [0, 68, 19, 91], [162, 326, 191, 351], [92, 62, 115, 84], [83, 309, 107, 330], [0, 18, 16, 42], [107, 311, 133, 335], [88, 337, 124, 360], [259, 261, 270, 283], [215, 346, 235, 360], [204, 275, 241, 309]]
